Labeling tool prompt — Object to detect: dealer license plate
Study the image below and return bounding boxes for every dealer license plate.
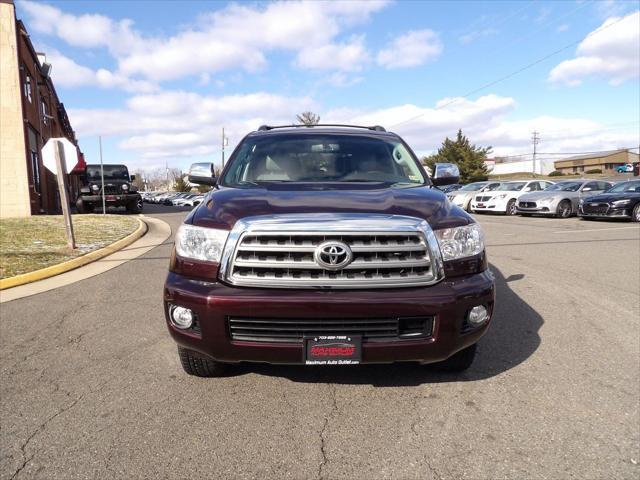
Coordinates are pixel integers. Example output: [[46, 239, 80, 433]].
[[304, 335, 362, 365], [477, 203, 485, 207]]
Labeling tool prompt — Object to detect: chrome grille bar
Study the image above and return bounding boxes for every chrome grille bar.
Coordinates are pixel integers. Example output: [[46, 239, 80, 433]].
[[219, 214, 445, 289]]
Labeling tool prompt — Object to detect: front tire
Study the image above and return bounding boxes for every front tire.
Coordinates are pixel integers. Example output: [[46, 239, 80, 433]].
[[633, 203, 640, 222], [178, 347, 226, 377], [126, 198, 143, 214], [433, 344, 477, 372], [556, 200, 572, 218], [506, 199, 517, 216], [76, 200, 94, 214]]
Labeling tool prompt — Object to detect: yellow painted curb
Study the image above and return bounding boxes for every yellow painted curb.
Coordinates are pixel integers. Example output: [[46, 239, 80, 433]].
[[0, 217, 148, 290]]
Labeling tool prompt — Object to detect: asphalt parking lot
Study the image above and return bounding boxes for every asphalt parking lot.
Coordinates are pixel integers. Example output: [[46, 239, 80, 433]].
[[1, 205, 638, 480]]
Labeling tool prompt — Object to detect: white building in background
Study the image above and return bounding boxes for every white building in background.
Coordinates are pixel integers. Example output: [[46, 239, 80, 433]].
[[486, 157, 555, 176]]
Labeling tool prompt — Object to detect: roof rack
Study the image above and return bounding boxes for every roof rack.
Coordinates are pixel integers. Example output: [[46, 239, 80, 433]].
[[257, 124, 387, 132]]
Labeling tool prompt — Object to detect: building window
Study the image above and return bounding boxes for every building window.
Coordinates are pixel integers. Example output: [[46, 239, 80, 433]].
[[24, 74, 32, 103], [28, 127, 41, 194], [41, 100, 48, 125]]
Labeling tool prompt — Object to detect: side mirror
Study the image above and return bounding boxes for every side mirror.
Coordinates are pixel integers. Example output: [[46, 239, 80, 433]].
[[431, 163, 460, 187], [188, 162, 216, 186], [582, 187, 592, 192], [524, 187, 531, 192], [130, 174, 137, 181]]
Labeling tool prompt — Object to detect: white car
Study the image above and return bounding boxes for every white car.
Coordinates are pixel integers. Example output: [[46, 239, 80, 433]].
[[182, 195, 204, 207], [471, 180, 555, 215], [447, 181, 502, 212]]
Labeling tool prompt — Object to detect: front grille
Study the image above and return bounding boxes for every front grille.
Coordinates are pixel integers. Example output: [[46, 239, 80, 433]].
[[519, 201, 537, 208], [102, 185, 121, 195], [582, 203, 609, 214], [228, 316, 434, 343], [476, 195, 492, 202], [228, 232, 434, 288]]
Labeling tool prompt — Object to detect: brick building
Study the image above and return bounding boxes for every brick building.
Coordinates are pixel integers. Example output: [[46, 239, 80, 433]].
[[554, 149, 639, 175], [1, 0, 84, 217]]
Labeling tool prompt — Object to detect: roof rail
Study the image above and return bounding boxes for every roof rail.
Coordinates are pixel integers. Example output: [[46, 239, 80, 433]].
[[257, 124, 387, 132]]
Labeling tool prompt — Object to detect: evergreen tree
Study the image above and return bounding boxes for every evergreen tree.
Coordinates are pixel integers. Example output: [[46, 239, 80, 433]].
[[422, 130, 491, 183], [173, 176, 192, 192]]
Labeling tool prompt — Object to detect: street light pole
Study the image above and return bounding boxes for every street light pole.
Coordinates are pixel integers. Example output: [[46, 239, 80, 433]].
[[221, 127, 225, 168]]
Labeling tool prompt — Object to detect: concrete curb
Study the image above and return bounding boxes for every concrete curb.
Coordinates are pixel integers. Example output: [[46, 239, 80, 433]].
[[0, 217, 147, 290]]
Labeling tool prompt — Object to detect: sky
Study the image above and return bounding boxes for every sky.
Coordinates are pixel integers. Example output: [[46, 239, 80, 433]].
[[15, 0, 640, 174]]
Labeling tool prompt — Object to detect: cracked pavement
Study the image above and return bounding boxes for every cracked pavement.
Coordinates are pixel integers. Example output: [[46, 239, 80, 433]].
[[1, 206, 638, 479]]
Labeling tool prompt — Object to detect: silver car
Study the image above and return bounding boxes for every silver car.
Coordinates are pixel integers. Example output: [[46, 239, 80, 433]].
[[517, 179, 613, 218], [447, 181, 502, 212]]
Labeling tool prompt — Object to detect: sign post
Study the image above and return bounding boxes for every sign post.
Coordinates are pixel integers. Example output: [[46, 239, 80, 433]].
[[54, 140, 76, 249]]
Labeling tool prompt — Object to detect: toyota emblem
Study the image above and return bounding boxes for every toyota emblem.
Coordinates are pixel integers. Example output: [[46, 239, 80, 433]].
[[314, 241, 353, 271]]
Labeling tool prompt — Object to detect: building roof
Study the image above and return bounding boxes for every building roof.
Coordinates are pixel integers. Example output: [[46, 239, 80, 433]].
[[559, 149, 632, 162]]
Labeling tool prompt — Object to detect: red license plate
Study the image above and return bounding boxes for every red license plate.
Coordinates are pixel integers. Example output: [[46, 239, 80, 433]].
[[105, 195, 117, 201], [305, 335, 362, 365]]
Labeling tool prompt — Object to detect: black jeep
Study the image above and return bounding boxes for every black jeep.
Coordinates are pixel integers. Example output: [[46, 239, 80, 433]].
[[76, 164, 142, 214]]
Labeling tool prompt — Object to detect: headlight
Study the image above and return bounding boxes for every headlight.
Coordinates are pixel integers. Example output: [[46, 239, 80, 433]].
[[175, 224, 229, 262], [537, 197, 553, 203], [121, 184, 129, 191], [611, 199, 631, 206], [579, 198, 585, 205], [435, 223, 484, 261], [494, 193, 507, 199], [91, 184, 99, 192]]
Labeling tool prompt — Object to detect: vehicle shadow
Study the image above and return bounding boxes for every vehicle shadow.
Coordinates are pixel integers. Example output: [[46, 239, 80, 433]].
[[229, 264, 543, 386]]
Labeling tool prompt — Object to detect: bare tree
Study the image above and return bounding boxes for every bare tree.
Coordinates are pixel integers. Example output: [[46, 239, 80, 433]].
[[296, 111, 320, 126]]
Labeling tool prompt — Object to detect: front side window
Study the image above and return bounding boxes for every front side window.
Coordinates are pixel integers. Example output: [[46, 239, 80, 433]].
[[606, 180, 640, 193], [460, 182, 487, 191], [496, 182, 527, 191], [24, 74, 32, 103], [545, 182, 582, 192], [222, 134, 427, 187]]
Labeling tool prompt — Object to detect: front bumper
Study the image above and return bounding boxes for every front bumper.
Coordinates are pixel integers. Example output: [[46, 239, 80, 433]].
[[164, 270, 495, 365], [471, 197, 508, 213], [516, 204, 554, 215], [578, 205, 632, 218], [79, 194, 139, 206]]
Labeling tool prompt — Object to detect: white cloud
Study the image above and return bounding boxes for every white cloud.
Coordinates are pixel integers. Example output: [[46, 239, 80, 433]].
[[68, 91, 316, 161], [20, 0, 390, 84], [324, 72, 364, 88], [556, 24, 569, 33], [549, 10, 640, 86], [46, 50, 157, 93], [377, 30, 443, 69], [296, 36, 370, 72], [68, 89, 637, 170]]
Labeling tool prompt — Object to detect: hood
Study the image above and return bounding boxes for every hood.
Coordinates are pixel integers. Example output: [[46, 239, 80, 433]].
[[586, 192, 640, 203], [189, 184, 473, 231]]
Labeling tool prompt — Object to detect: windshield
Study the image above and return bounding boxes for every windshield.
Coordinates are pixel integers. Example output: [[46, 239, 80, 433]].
[[86, 165, 129, 181], [459, 182, 487, 191], [606, 180, 640, 193], [496, 182, 526, 191], [545, 181, 582, 192], [222, 134, 426, 187]]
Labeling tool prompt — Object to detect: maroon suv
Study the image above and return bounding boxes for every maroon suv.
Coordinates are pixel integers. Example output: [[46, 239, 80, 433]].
[[164, 125, 495, 376]]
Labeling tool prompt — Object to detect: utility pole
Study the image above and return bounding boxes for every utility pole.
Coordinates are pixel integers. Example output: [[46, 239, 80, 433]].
[[166, 161, 170, 190], [99, 135, 106, 214], [531, 131, 540, 176]]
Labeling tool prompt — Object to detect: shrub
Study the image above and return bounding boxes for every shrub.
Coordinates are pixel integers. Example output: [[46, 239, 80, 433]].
[[548, 170, 564, 177], [585, 168, 602, 174]]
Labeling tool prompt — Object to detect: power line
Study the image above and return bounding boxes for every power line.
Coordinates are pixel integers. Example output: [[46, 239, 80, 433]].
[[389, 14, 628, 129]]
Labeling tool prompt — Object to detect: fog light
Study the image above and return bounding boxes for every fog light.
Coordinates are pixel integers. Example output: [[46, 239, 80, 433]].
[[468, 305, 488, 326], [91, 184, 99, 192], [170, 306, 194, 329]]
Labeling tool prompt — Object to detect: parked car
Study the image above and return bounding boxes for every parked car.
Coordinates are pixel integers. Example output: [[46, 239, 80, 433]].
[[76, 164, 142, 214], [182, 194, 205, 207], [164, 125, 495, 377], [578, 180, 640, 221], [617, 164, 633, 173], [439, 183, 463, 194], [517, 180, 612, 218], [172, 194, 196, 206], [447, 181, 502, 212], [471, 180, 555, 215]]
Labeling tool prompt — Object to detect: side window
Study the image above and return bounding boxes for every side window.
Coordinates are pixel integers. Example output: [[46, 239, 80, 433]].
[[487, 182, 501, 191], [24, 74, 32, 103], [598, 182, 611, 191], [583, 182, 599, 191], [527, 182, 540, 191]]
